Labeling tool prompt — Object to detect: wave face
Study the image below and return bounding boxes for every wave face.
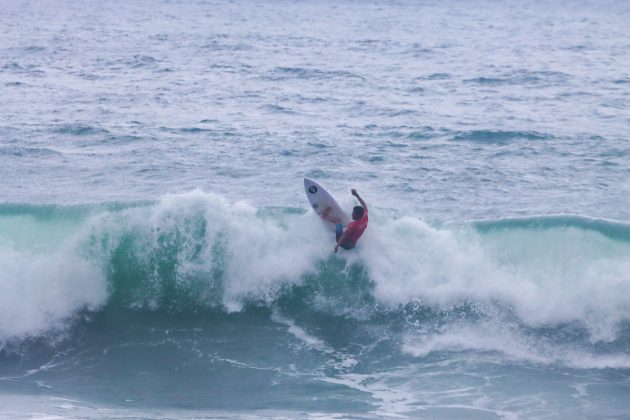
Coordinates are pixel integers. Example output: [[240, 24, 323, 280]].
[[1, 191, 630, 416]]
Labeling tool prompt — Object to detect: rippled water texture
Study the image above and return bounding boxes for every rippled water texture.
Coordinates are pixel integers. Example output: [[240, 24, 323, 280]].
[[1, 0, 629, 219]]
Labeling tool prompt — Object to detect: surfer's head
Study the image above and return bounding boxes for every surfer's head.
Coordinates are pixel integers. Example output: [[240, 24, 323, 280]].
[[352, 206, 364, 220]]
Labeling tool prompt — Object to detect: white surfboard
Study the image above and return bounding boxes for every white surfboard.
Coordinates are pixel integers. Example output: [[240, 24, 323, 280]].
[[304, 178, 350, 229]]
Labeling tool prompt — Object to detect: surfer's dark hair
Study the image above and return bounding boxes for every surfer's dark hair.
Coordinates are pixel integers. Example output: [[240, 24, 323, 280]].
[[352, 206, 364, 220]]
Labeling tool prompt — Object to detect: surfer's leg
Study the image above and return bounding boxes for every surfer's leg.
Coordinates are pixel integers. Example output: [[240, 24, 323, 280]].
[[336, 224, 343, 242]]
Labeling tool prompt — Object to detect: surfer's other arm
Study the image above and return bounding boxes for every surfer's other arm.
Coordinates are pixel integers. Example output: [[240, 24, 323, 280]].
[[335, 229, 350, 253]]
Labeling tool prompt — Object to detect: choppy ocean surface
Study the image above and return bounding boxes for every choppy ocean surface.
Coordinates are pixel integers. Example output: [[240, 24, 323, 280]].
[[1, 0, 630, 418]]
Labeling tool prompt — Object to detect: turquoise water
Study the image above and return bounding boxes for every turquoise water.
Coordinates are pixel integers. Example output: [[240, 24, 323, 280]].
[[1, 0, 630, 418]]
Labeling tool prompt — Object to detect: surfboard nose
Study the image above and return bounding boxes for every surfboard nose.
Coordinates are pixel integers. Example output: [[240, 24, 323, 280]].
[[304, 178, 317, 194]]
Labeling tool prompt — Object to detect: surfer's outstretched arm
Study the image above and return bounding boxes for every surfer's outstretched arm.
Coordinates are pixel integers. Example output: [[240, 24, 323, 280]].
[[351, 189, 367, 211]]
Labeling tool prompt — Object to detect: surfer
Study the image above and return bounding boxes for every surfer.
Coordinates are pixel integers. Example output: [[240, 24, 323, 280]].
[[335, 189, 368, 252]]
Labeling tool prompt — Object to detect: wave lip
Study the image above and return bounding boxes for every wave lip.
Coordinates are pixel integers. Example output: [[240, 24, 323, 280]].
[[0, 146, 62, 157], [52, 124, 109, 137], [472, 214, 630, 242], [464, 70, 570, 86], [452, 129, 553, 143], [267, 66, 365, 81]]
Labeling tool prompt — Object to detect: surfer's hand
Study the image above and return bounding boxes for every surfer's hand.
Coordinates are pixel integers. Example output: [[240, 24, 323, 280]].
[[351, 189, 358, 196]]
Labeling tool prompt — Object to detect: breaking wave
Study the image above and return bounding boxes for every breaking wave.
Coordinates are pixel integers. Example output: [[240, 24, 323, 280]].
[[1, 190, 629, 368]]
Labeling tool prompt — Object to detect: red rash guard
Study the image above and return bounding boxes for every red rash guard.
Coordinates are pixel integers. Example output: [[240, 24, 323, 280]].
[[341, 209, 368, 248]]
